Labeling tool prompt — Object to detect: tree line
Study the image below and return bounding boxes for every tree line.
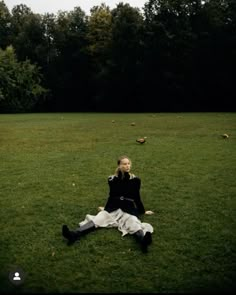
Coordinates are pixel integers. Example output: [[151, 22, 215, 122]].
[[0, 0, 235, 112]]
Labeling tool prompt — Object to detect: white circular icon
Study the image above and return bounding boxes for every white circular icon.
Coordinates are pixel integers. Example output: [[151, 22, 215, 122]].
[[9, 268, 25, 285]]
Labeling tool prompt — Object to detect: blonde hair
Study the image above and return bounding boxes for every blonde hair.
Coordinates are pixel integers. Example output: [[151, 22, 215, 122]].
[[115, 155, 133, 178]]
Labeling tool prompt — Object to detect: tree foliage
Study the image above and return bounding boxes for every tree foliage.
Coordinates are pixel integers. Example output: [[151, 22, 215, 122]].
[[0, 0, 235, 112], [0, 45, 47, 112], [0, 0, 12, 49]]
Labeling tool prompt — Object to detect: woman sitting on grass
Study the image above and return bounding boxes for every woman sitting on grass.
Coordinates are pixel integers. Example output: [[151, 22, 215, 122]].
[[62, 155, 154, 253]]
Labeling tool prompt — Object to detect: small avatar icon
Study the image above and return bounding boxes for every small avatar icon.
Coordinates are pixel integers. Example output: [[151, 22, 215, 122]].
[[9, 268, 25, 285], [13, 272, 21, 281]]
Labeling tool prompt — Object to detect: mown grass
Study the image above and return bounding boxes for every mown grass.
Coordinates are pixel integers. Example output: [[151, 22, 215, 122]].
[[0, 112, 235, 293]]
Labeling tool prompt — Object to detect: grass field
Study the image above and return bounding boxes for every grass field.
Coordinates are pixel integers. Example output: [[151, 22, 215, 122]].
[[0, 112, 235, 293]]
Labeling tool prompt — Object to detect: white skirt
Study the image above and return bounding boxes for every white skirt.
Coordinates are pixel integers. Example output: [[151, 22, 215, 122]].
[[79, 209, 154, 237]]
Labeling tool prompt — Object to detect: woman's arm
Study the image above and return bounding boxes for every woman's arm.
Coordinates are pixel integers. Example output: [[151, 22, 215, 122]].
[[134, 178, 146, 214]]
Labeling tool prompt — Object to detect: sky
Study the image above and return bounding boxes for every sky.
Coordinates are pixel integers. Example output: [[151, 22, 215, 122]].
[[3, 0, 148, 15]]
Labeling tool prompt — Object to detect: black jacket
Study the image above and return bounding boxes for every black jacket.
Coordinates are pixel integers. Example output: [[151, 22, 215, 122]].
[[104, 171, 145, 217]]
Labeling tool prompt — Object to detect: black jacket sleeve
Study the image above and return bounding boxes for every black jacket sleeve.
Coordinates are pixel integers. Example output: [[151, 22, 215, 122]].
[[134, 178, 145, 214]]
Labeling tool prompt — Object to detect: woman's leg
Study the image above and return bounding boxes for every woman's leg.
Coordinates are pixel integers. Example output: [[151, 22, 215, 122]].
[[62, 210, 118, 245], [118, 213, 153, 253], [62, 220, 96, 245], [133, 230, 152, 253]]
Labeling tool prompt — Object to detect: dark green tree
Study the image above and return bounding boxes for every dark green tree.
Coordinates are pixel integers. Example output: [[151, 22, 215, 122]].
[[107, 2, 145, 111], [49, 7, 90, 111], [10, 4, 44, 63], [0, 45, 48, 112], [86, 3, 113, 110], [0, 0, 12, 49]]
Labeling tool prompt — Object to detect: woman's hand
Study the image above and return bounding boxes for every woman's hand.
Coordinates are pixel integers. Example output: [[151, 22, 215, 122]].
[[98, 206, 104, 212], [145, 210, 154, 215]]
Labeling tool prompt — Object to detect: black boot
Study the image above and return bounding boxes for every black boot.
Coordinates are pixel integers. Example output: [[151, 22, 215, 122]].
[[62, 221, 96, 245], [134, 230, 152, 253]]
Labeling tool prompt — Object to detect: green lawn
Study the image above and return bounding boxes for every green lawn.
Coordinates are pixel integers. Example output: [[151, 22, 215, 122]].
[[0, 112, 235, 293]]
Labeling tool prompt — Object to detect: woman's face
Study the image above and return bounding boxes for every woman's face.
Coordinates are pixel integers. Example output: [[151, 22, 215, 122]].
[[119, 158, 131, 173]]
